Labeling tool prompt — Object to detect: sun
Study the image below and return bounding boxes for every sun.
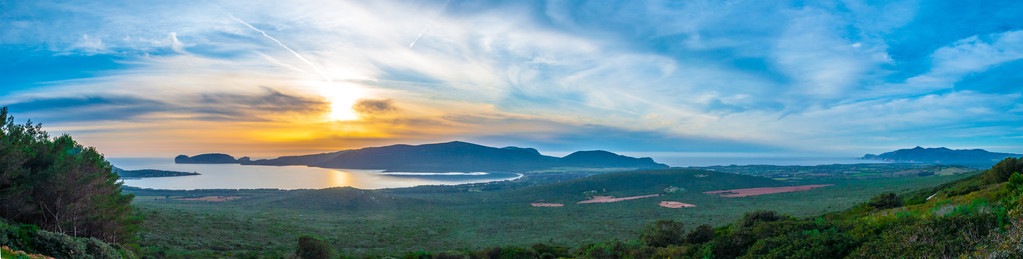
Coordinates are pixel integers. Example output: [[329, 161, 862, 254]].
[[320, 82, 365, 121], [328, 97, 359, 121]]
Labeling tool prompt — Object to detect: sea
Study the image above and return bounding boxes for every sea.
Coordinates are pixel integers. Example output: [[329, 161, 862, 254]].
[[109, 153, 879, 190], [108, 158, 522, 190]]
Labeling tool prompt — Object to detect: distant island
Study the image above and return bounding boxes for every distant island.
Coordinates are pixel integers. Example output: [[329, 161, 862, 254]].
[[113, 167, 200, 178], [175, 153, 251, 164], [862, 146, 1021, 168], [182, 141, 668, 172]]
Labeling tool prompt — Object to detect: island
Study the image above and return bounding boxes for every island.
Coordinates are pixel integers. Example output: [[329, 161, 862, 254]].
[[175, 153, 250, 164], [113, 167, 200, 178], [862, 146, 1021, 168], [187, 141, 669, 172]]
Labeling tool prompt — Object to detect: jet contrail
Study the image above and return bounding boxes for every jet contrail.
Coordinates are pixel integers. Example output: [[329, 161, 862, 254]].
[[229, 14, 332, 82], [409, 32, 424, 48]]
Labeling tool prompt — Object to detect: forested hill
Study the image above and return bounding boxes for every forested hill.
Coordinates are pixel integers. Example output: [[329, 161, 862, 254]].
[[862, 146, 1021, 168], [239, 141, 669, 172]]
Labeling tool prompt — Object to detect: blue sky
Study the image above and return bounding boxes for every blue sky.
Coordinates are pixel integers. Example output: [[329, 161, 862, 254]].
[[1, 0, 1022, 157]]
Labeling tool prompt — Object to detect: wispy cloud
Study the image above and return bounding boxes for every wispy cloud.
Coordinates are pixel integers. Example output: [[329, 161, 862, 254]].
[[228, 14, 332, 82], [1, 0, 1022, 156]]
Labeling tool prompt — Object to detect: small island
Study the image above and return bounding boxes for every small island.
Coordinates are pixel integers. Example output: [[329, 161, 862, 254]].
[[175, 153, 250, 164], [114, 167, 200, 178]]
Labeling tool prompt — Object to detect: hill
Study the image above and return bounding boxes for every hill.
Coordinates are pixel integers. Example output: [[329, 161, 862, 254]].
[[174, 153, 251, 164], [240, 141, 669, 172], [862, 146, 1020, 167]]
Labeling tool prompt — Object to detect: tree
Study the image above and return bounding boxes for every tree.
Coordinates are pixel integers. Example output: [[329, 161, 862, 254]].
[[0, 107, 138, 244], [640, 220, 686, 247], [985, 157, 1022, 184], [867, 192, 903, 210], [296, 234, 334, 259], [686, 224, 714, 244], [740, 210, 782, 228]]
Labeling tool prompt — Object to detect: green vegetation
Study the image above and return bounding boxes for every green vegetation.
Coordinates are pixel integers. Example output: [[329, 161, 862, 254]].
[[128, 168, 970, 257], [115, 168, 199, 178], [296, 235, 335, 259], [694, 163, 973, 180], [0, 107, 138, 255], [0, 108, 139, 258], [3, 107, 1020, 258]]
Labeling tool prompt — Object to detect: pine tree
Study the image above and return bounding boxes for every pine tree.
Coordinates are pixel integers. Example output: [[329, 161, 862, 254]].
[[0, 107, 139, 244]]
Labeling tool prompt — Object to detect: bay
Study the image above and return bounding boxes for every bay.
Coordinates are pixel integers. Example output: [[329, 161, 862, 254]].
[[108, 158, 521, 190]]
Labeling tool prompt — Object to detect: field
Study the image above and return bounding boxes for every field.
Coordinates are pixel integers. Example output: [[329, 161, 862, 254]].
[[128, 165, 977, 257]]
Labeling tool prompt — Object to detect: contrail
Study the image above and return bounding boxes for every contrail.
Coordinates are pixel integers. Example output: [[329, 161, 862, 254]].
[[409, 32, 424, 48], [229, 14, 332, 82]]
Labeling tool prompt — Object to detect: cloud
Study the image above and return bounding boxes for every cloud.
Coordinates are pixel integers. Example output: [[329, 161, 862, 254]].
[[2, 88, 328, 123], [2, 0, 1023, 156], [352, 99, 398, 115]]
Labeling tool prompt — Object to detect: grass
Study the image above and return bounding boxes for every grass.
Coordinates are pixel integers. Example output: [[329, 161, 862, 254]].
[[129, 167, 976, 257]]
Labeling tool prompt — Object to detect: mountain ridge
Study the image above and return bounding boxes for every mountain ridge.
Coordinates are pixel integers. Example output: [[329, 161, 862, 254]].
[[861, 146, 1020, 167], [181, 141, 668, 172]]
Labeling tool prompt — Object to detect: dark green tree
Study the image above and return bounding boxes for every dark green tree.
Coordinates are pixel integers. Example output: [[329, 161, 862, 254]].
[[867, 192, 903, 210], [740, 210, 782, 227], [296, 234, 334, 259], [686, 224, 714, 244], [984, 157, 1022, 184], [639, 220, 686, 247], [0, 107, 138, 244]]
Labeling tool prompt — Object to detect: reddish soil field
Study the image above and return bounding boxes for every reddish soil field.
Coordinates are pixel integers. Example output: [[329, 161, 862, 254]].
[[176, 196, 242, 202], [703, 184, 834, 197], [530, 203, 565, 207], [659, 201, 697, 208], [577, 194, 661, 204]]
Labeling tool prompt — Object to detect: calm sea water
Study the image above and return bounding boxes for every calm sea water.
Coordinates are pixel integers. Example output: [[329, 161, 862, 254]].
[[109, 153, 877, 190], [108, 158, 521, 190]]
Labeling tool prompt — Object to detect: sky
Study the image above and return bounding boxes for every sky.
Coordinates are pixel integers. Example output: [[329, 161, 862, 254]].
[[1, 0, 1022, 158]]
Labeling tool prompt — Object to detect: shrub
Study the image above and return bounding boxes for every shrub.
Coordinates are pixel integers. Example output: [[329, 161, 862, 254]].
[[985, 157, 1022, 184], [867, 192, 903, 210], [478, 247, 501, 259], [740, 210, 782, 228], [530, 243, 569, 258], [640, 220, 686, 247], [295, 235, 334, 259], [434, 251, 469, 259], [686, 224, 714, 244], [84, 238, 121, 259], [32, 230, 86, 259]]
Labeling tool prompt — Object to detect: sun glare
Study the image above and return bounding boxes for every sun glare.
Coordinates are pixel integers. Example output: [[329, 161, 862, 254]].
[[321, 83, 364, 121], [328, 97, 359, 121]]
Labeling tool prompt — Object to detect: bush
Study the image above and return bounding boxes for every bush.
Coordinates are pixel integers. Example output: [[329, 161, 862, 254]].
[[434, 251, 469, 259], [850, 214, 999, 258], [686, 224, 714, 244], [740, 210, 782, 227], [868, 192, 903, 210], [640, 220, 686, 247], [32, 231, 86, 259], [295, 235, 334, 259], [745, 228, 858, 258], [985, 157, 1022, 184], [530, 243, 569, 258], [84, 238, 121, 259]]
